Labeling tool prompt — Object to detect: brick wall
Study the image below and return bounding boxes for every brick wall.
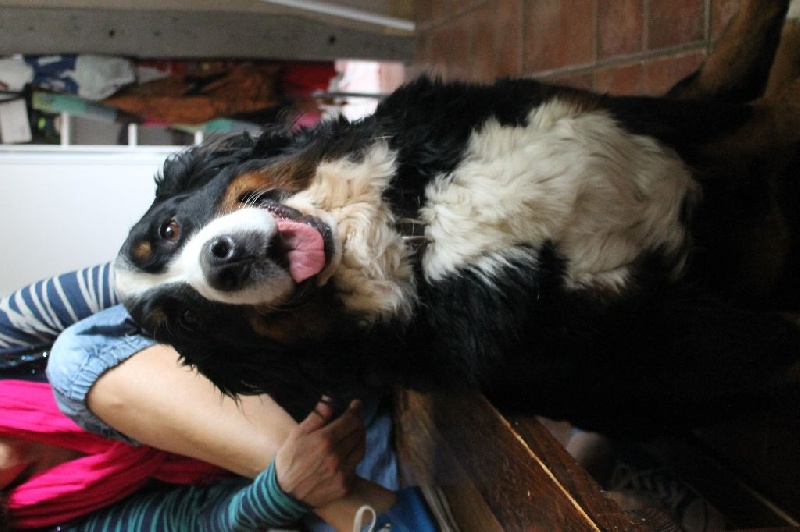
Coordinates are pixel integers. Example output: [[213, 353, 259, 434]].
[[412, 0, 741, 95]]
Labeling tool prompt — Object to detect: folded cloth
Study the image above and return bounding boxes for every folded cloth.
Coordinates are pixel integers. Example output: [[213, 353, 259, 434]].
[[0, 380, 226, 528]]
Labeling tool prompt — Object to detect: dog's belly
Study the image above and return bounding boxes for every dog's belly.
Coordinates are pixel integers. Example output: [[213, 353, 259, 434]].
[[419, 98, 699, 291]]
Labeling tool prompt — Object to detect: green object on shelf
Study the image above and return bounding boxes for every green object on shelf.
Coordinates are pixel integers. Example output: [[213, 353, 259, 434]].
[[172, 118, 262, 134], [32, 92, 118, 124]]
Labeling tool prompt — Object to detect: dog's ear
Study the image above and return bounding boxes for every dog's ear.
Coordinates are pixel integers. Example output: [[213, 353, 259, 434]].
[[154, 133, 258, 202], [251, 126, 295, 158], [153, 128, 301, 202]]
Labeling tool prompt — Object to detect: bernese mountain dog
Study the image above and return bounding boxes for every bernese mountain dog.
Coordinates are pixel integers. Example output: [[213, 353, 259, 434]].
[[113, 39, 800, 434]]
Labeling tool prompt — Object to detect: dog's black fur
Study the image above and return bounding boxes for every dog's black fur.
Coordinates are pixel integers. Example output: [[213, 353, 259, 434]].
[[115, 63, 800, 434]]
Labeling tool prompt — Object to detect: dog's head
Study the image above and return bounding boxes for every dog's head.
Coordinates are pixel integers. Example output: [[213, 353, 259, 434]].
[[114, 123, 417, 397]]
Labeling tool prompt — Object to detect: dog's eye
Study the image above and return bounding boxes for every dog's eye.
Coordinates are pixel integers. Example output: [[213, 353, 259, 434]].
[[159, 218, 181, 242], [179, 309, 200, 330]]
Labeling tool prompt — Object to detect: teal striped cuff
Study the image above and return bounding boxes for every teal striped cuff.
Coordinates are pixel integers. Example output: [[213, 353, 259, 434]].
[[264, 460, 311, 519]]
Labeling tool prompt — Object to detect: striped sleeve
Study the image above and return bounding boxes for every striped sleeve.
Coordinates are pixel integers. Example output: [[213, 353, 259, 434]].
[[64, 462, 310, 531], [0, 263, 118, 358]]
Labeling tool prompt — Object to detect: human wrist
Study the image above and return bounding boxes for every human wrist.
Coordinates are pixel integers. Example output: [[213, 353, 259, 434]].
[[266, 459, 311, 516]]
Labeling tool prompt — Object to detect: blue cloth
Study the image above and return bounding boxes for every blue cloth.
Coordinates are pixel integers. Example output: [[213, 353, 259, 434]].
[[25, 55, 80, 95], [375, 487, 438, 532], [47, 305, 156, 443]]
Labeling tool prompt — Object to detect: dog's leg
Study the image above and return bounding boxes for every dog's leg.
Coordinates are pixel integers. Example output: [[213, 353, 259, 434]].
[[667, 0, 790, 102], [763, 0, 800, 100]]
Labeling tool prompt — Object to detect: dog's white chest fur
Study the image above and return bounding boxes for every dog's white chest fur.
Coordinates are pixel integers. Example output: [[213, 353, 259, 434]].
[[297, 98, 698, 322], [421, 99, 698, 290]]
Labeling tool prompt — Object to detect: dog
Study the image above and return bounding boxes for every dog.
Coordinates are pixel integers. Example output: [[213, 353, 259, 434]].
[[114, 5, 800, 435]]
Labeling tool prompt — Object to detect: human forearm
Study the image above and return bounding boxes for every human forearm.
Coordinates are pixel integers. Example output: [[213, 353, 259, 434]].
[[65, 469, 308, 531], [87, 344, 398, 530], [86, 344, 295, 478]]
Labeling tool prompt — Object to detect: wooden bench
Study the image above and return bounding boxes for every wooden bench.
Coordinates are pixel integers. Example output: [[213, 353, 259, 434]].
[[394, 390, 800, 531]]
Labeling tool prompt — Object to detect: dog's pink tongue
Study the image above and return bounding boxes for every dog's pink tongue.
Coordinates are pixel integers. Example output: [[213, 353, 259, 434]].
[[276, 219, 325, 283]]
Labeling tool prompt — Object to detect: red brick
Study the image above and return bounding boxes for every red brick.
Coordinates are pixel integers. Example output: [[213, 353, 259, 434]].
[[523, 0, 596, 73], [598, 0, 644, 59], [546, 71, 595, 91], [595, 62, 645, 94], [413, 1, 435, 28], [412, 31, 434, 74], [711, 0, 741, 40], [440, 19, 474, 81], [415, 0, 454, 26], [481, 0, 524, 79], [644, 51, 705, 94], [412, 0, 524, 81], [451, 8, 492, 82], [647, 0, 705, 50], [412, 24, 461, 81], [424, 0, 522, 82], [405, 61, 443, 82], [450, 0, 487, 14]]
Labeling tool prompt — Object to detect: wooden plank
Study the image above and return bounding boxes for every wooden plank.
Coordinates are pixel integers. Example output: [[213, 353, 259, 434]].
[[506, 412, 677, 531], [692, 411, 800, 525], [645, 435, 800, 530], [394, 390, 678, 531], [0, 7, 413, 61]]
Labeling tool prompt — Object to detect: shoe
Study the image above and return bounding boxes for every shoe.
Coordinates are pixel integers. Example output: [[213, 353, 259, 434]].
[[353, 487, 438, 532], [607, 444, 725, 532]]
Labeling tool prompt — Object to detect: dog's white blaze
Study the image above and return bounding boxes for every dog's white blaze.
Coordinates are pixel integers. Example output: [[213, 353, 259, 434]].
[[289, 142, 416, 322], [115, 209, 294, 305], [421, 99, 698, 289]]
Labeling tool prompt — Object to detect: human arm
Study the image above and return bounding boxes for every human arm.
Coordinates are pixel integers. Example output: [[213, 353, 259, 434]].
[[0, 263, 117, 358], [65, 473, 305, 531], [87, 347, 398, 531], [86, 343, 293, 478], [84, 342, 398, 529], [47, 308, 397, 529], [65, 399, 363, 531], [88, 348, 368, 506]]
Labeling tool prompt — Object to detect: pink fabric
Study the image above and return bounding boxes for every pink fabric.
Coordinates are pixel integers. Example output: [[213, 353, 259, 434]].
[[0, 380, 226, 528]]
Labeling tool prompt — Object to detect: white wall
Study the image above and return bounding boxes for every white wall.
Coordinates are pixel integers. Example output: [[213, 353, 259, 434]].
[[0, 150, 174, 296]]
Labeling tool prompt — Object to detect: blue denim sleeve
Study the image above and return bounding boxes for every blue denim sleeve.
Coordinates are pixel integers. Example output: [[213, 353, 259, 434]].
[[47, 305, 156, 443]]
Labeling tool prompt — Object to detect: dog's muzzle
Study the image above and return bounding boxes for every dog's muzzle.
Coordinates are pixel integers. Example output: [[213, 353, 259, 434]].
[[202, 231, 281, 292]]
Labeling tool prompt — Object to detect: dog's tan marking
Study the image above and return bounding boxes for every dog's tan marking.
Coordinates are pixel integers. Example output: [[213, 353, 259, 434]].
[[219, 159, 319, 214], [246, 305, 334, 345], [147, 306, 168, 330], [132, 240, 152, 262]]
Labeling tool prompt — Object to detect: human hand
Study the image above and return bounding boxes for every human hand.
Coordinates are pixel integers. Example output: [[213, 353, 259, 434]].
[[274, 397, 366, 508]]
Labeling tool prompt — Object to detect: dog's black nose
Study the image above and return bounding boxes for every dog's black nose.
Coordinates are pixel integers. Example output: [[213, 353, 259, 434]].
[[209, 235, 238, 262], [202, 234, 255, 291]]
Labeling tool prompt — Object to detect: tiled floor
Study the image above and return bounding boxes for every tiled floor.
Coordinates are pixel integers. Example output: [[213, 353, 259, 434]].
[[411, 0, 742, 95]]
